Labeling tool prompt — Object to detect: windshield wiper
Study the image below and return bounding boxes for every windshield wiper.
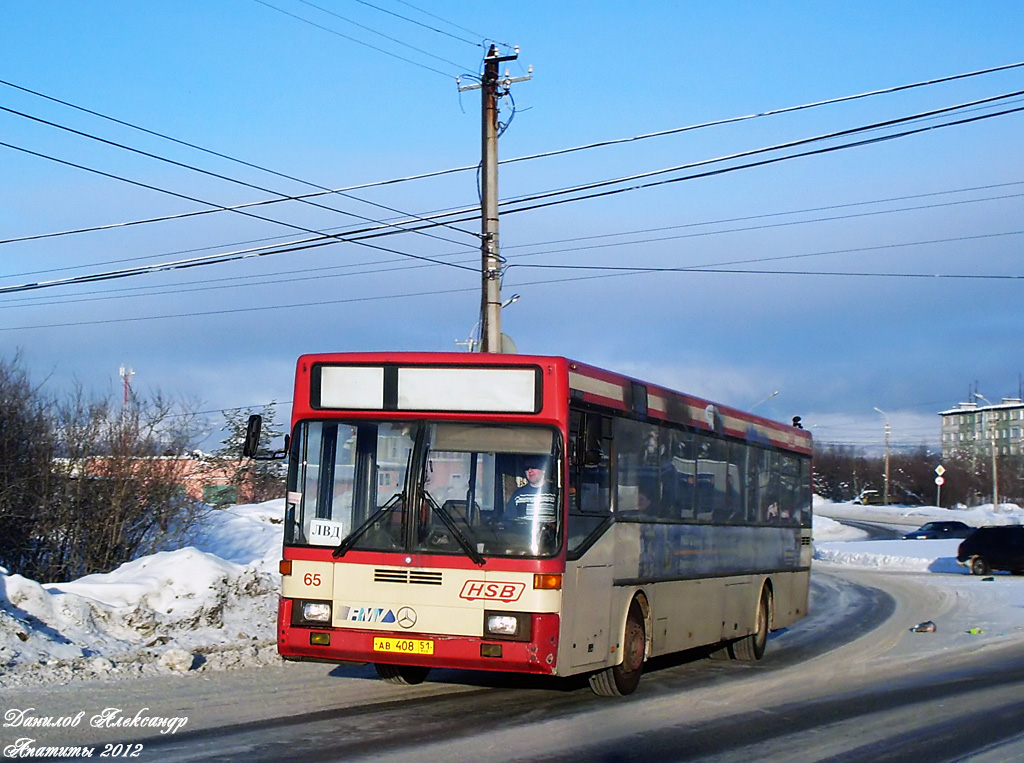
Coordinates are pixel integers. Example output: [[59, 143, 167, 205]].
[[423, 489, 486, 567], [333, 492, 404, 558]]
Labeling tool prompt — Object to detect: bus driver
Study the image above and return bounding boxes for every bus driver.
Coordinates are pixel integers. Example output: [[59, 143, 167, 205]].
[[504, 457, 557, 522]]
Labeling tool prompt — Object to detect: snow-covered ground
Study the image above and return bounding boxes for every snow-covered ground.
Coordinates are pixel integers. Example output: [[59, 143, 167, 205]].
[[1, 497, 1022, 689]]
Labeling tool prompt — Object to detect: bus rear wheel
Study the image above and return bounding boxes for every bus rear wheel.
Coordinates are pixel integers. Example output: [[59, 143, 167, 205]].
[[589, 600, 645, 697], [732, 587, 771, 662], [374, 663, 431, 685]]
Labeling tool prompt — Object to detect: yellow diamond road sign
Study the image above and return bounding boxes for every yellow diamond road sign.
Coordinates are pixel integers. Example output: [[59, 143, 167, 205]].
[[935, 465, 946, 476]]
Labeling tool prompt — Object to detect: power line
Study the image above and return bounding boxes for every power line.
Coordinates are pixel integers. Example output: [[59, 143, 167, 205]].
[[6, 237, 1024, 331], [3, 161, 1020, 298], [5, 223, 1020, 309], [386, 0, 494, 45], [251, 0, 462, 79], [7, 62, 1020, 248], [503, 181, 1024, 255], [513, 265, 1024, 281], [17, 90, 1014, 271], [495, 61, 1024, 166], [295, 0, 472, 70], [10, 176, 1019, 283], [0, 138, 477, 279], [0, 101, 478, 249], [0, 76, 467, 234], [496, 92, 1024, 214], [0, 282, 482, 332]]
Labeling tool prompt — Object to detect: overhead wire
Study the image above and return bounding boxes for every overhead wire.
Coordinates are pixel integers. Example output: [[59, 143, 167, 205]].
[[386, 0, 495, 45], [6, 62, 1021, 248], [494, 91, 1024, 213], [3, 106, 1022, 295], [0, 100, 478, 247], [293, 0, 472, 71], [5, 226, 1022, 311], [495, 60, 1024, 168], [1, 64, 1021, 308], [0, 76, 471, 238], [8, 89, 1018, 274], [7, 249, 1024, 333], [251, 0, 463, 79], [0, 138, 478, 277]]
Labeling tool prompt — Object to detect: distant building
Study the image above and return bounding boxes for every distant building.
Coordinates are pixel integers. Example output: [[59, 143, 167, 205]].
[[940, 398, 1024, 459]]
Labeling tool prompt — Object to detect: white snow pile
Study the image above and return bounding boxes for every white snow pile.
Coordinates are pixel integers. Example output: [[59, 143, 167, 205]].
[[0, 501, 285, 688], [1, 496, 1022, 689], [813, 495, 1024, 571]]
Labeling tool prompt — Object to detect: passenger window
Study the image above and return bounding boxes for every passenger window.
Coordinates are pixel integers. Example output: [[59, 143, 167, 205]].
[[568, 411, 611, 552]]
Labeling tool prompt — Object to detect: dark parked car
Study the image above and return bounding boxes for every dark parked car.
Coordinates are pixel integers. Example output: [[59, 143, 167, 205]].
[[902, 520, 975, 540], [957, 526, 1024, 575]]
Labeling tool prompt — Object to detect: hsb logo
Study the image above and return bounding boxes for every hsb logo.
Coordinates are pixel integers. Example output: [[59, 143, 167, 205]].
[[459, 580, 525, 603]]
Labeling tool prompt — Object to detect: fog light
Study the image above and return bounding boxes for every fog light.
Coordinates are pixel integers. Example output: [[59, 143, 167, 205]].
[[481, 643, 503, 658], [302, 601, 332, 623], [310, 632, 331, 646]]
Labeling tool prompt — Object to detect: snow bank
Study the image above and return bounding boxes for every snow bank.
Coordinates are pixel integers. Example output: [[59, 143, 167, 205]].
[[2, 497, 1023, 688], [0, 500, 285, 688]]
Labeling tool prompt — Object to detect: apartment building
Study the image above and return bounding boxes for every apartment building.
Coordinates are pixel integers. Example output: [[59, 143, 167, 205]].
[[940, 398, 1024, 459]]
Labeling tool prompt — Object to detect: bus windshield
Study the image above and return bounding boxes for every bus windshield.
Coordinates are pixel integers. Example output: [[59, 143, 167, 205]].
[[286, 420, 561, 559]]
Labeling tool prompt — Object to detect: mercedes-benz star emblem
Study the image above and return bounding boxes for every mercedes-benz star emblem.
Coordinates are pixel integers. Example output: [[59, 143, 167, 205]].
[[396, 607, 417, 629]]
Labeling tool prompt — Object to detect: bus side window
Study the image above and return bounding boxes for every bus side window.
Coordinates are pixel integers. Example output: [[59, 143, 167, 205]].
[[568, 411, 611, 552], [570, 412, 611, 515], [668, 429, 697, 519]]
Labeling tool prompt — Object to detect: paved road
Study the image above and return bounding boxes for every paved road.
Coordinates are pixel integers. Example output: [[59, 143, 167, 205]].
[[6, 568, 1021, 762]]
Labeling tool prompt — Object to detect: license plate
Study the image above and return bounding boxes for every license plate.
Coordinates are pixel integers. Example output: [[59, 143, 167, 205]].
[[373, 637, 434, 655]]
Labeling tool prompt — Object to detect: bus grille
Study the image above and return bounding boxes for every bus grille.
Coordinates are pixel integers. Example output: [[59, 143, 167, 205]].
[[374, 569, 443, 586]]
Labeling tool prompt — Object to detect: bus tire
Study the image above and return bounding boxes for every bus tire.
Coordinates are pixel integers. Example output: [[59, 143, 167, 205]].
[[374, 663, 431, 685], [708, 643, 733, 661], [588, 600, 645, 697], [732, 586, 771, 662]]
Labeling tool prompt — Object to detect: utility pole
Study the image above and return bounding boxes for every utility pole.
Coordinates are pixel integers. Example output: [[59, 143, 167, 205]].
[[874, 407, 890, 505], [975, 394, 1000, 509], [459, 45, 531, 353]]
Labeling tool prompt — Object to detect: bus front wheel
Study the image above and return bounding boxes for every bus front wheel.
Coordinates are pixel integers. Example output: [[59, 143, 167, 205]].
[[589, 600, 645, 697], [374, 663, 431, 685]]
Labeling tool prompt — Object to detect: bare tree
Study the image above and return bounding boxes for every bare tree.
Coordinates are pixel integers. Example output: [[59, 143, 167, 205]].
[[0, 358, 209, 581], [0, 355, 59, 577], [50, 387, 209, 578]]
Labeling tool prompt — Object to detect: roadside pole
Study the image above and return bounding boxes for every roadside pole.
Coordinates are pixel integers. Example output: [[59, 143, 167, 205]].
[[459, 45, 530, 353]]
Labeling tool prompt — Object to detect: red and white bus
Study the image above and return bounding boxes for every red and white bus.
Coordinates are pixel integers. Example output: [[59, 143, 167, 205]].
[[263, 352, 812, 696]]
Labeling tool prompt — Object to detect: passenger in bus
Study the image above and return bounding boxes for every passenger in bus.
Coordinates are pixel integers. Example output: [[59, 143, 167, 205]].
[[636, 484, 663, 518], [504, 457, 557, 521]]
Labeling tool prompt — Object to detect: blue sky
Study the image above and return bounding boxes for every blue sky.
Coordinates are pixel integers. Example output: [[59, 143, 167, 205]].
[[1, 1, 1022, 451]]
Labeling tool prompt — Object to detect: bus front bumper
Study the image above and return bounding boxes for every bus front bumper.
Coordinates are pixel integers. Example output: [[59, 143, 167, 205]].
[[278, 599, 561, 675]]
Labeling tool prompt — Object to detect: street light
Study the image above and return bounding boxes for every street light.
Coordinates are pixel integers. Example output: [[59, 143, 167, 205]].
[[458, 294, 521, 352], [974, 393, 1000, 510], [751, 391, 779, 411], [874, 407, 890, 505]]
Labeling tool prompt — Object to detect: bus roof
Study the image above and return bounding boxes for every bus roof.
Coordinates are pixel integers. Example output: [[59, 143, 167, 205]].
[[294, 352, 812, 455]]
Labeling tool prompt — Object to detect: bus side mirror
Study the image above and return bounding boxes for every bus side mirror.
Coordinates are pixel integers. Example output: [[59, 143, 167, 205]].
[[243, 414, 262, 459]]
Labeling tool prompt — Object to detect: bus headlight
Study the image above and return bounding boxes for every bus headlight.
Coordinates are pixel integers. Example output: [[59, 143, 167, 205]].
[[483, 611, 531, 641], [299, 601, 332, 624]]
